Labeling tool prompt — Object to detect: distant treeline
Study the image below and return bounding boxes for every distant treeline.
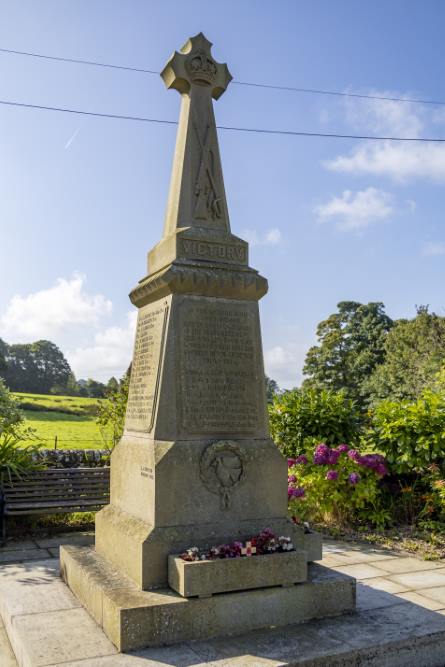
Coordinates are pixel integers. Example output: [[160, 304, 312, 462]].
[[0, 337, 121, 398]]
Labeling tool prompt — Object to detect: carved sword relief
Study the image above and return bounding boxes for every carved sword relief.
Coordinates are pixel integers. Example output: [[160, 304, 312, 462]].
[[193, 110, 222, 223]]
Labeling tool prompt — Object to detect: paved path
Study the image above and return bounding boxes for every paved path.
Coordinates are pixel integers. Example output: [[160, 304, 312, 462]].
[[1, 532, 445, 665]]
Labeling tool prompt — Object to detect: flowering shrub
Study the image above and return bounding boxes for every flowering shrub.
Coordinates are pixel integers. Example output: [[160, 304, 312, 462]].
[[180, 529, 294, 561], [287, 442, 387, 526]]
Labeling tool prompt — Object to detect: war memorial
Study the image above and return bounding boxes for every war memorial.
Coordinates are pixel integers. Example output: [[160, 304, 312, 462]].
[[59, 33, 356, 651]]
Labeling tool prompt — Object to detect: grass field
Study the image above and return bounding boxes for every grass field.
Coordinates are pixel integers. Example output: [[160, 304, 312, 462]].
[[13, 392, 102, 416], [13, 393, 111, 450]]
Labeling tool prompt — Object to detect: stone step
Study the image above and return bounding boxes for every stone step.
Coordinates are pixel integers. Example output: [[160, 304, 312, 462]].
[[2, 557, 445, 666], [61, 544, 355, 651]]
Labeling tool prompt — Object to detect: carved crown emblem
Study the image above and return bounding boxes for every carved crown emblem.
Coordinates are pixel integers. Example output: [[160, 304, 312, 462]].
[[186, 49, 217, 85], [161, 32, 232, 100]]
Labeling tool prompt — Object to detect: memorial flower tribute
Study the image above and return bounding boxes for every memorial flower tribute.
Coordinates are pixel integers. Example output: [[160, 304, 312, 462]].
[[180, 529, 294, 561]]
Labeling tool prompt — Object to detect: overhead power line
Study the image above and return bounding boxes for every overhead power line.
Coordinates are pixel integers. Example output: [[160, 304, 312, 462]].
[[1, 46, 444, 108], [1, 97, 445, 142]]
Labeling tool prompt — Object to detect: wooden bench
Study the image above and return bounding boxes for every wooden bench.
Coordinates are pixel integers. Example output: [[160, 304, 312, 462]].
[[0, 467, 110, 544]]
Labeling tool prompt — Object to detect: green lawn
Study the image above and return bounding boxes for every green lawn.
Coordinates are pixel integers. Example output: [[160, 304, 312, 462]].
[[22, 410, 112, 450], [13, 392, 102, 416]]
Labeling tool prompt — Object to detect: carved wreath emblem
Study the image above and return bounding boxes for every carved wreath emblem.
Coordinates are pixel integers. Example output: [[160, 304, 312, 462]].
[[200, 441, 246, 510]]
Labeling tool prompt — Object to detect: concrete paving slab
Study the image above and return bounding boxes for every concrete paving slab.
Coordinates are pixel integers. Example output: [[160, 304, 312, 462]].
[[396, 591, 445, 611], [0, 560, 81, 618], [375, 556, 445, 574], [390, 568, 445, 590], [57, 645, 210, 666], [332, 562, 390, 579], [320, 553, 349, 567], [0, 550, 49, 564], [324, 549, 396, 565], [362, 576, 409, 594], [0, 540, 37, 552], [356, 582, 407, 611], [11, 608, 117, 667], [4, 540, 445, 666], [47, 604, 445, 667], [0, 620, 18, 667], [413, 586, 445, 606]]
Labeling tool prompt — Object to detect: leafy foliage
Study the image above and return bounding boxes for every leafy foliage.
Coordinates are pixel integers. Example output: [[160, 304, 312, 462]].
[[368, 307, 445, 403], [265, 375, 279, 403], [1, 339, 72, 394], [0, 378, 24, 436], [303, 301, 393, 407], [0, 433, 42, 482], [96, 375, 129, 447], [269, 387, 362, 457], [368, 385, 445, 474]]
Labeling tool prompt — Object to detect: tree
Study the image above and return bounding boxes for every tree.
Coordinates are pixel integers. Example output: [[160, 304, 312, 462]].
[[1, 340, 72, 394], [368, 306, 445, 402], [106, 377, 119, 395], [303, 301, 393, 408], [85, 378, 107, 398], [265, 376, 279, 403], [0, 338, 8, 372]]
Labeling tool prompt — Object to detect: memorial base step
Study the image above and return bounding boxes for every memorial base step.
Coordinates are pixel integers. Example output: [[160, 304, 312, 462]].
[[60, 544, 356, 652]]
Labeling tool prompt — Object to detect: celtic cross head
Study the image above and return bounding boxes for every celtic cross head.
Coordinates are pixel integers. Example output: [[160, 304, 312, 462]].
[[161, 32, 232, 100]]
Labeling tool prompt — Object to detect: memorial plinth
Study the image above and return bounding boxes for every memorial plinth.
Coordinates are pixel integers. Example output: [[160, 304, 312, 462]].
[[61, 32, 355, 651]]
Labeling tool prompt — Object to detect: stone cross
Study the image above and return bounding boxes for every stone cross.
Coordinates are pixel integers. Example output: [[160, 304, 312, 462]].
[[159, 33, 233, 241]]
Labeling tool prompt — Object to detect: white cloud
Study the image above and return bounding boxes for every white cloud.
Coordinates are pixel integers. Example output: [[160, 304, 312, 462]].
[[67, 311, 137, 381], [422, 242, 445, 256], [264, 342, 309, 389], [1, 274, 112, 340], [324, 91, 445, 183], [243, 227, 282, 246], [315, 187, 393, 231], [325, 141, 445, 183], [343, 92, 424, 137]]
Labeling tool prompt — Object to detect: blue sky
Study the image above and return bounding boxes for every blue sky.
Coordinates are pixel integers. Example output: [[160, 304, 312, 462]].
[[1, 0, 444, 387]]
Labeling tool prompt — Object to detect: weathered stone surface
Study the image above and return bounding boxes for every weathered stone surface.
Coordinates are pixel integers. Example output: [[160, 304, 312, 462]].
[[5, 545, 445, 666], [168, 551, 308, 598], [63, 32, 344, 648], [96, 504, 312, 589], [61, 546, 355, 651], [11, 608, 116, 667]]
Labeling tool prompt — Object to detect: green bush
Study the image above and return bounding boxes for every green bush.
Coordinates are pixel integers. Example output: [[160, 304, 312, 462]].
[[368, 388, 445, 474], [0, 379, 24, 436], [269, 387, 362, 457]]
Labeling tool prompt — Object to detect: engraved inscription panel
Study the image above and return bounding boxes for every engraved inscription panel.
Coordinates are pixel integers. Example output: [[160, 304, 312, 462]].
[[180, 239, 247, 265], [180, 300, 261, 434], [125, 302, 168, 432]]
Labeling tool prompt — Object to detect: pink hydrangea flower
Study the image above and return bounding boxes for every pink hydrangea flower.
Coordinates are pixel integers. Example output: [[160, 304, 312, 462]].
[[326, 469, 339, 481], [348, 472, 361, 485]]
